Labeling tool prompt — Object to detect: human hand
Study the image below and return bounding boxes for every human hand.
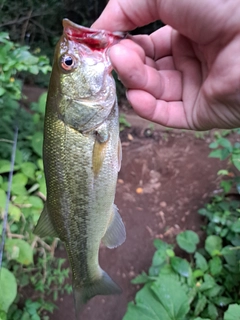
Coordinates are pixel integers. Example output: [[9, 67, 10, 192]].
[[92, 0, 240, 130]]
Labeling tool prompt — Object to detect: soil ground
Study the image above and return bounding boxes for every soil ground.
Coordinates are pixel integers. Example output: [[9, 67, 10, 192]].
[[44, 113, 223, 320]]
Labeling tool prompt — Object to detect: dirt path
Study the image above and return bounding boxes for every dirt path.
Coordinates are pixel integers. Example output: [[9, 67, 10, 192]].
[[48, 120, 223, 320]]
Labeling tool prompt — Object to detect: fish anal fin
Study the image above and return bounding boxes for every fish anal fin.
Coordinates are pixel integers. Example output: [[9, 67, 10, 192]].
[[73, 269, 121, 317], [34, 204, 58, 238], [102, 204, 126, 249]]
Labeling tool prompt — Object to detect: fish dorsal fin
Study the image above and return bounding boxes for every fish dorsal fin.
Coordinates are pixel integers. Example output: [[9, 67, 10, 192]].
[[102, 205, 126, 248], [34, 204, 58, 238]]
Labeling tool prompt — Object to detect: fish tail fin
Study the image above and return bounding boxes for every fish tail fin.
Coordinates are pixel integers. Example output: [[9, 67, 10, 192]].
[[73, 269, 122, 318]]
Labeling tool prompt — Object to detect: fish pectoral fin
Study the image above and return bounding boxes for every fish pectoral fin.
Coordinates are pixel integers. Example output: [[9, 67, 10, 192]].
[[102, 204, 126, 249], [92, 138, 108, 177], [73, 269, 121, 316], [34, 204, 58, 238]]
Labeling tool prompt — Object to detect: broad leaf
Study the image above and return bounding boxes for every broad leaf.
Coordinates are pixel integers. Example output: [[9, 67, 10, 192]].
[[5, 239, 33, 265], [0, 310, 7, 320], [194, 295, 207, 316], [232, 153, 240, 171], [0, 268, 17, 312], [31, 132, 43, 157], [123, 284, 172, 320], [199, 274, 216, 292], [123, 275, 190, 320], [177, 230, 199, 253], [209, 256, 222, 276], [170, 256, 191, 277], [0, 189, 6, 209], [208, 303, 218, 319], [132, 272, 149, 285], [195, 252, 208, 272], [20, 162, 37, 179], [205, 235, 222, 256], [152, 275, 190, 318], [224, 304, 240, 320]]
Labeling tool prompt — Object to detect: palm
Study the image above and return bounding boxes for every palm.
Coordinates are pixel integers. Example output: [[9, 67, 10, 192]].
[[109, 26, 240, 130], [173, 33, 240, 130]]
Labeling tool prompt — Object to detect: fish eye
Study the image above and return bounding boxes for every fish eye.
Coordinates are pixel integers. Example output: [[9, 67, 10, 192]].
[[60, 54, 75, 71]]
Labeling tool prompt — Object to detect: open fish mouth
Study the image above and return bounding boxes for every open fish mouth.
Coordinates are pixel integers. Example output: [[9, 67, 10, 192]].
[[63, 18, 126, 50]]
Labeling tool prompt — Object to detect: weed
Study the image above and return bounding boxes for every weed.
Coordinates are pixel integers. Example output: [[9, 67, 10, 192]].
[[0, 33, 70, 319]]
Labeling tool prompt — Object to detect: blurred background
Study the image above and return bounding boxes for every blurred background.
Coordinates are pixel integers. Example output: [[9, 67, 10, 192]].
[[1, 1, 240, 320]]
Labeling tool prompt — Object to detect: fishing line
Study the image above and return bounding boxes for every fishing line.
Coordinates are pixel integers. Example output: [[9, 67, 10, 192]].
[[0, 126, 18, 270]]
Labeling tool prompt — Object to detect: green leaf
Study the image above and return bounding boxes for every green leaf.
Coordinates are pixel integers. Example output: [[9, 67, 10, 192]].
[[220, 180, 232, 193], [205, 235, 222, 256], [8, 204, 21, 221], [205, 285, 223, 298], [28, 196, 43, 209], [37, 159, 44, 171], [194, 295, 207, 316], [195, 252, 208, 272], [224, 304, 240, 320], [199, 274, 216, 292], [11, 173, 28, 195], [177, 230, 199, 253], [218, 138, 232, 151], [152, 249, 167, 267], [232, 153, 240, 171], [231, 220, 240, 233], [123, 284, 172, 320], [5, 239, 33, 265], [208, 303, 218, 320], [209, 256, 222, 276], [0, 189, 6, 209], [0, 310, 7, 320], [166, 249, 175, 257], [0, 87, 6, 96], [20, 162, 37, 180], [217, 169, 229, 175], [209, 141, 219, 149], [37, 92, 47, 114], [12, 173, 28, 186], [31, 132, 43, 156], [212, 297, 233, 307], [0, 268, 17, 313], [209, 149, 222, 159], [0, 160, 11, 174], [131, 272, 149, 285], [152, 275, 190, 318], [123, 275, 190, 320], [170, 256, 191, 277], [193, 269, 204, 278]]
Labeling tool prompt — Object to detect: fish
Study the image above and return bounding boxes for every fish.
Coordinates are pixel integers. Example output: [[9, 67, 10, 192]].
[[34, 19, 126, 315]]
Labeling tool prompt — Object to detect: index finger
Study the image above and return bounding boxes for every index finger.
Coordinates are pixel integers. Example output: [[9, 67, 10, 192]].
[[92, 0, 159, 31]]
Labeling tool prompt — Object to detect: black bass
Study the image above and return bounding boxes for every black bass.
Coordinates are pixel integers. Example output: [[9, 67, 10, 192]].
[[34, 19, 126, 315]]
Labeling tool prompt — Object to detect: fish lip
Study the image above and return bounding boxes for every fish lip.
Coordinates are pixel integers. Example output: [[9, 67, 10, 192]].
[[62, 18, 126, 49]]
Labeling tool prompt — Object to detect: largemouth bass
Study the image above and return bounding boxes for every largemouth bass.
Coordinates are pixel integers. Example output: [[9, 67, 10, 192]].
[[34, 19, 126, 315]]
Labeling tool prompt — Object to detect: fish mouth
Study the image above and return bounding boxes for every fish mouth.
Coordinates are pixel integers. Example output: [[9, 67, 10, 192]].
[[62, 19, 126, 50]]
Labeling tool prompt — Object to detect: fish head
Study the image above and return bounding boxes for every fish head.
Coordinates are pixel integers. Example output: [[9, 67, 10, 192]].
[[49, 19, 125, 131], [54, 19, 124, 100]]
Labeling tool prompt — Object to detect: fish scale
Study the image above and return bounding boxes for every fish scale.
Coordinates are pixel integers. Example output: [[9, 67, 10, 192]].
[[34, 19, 126, 317]]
